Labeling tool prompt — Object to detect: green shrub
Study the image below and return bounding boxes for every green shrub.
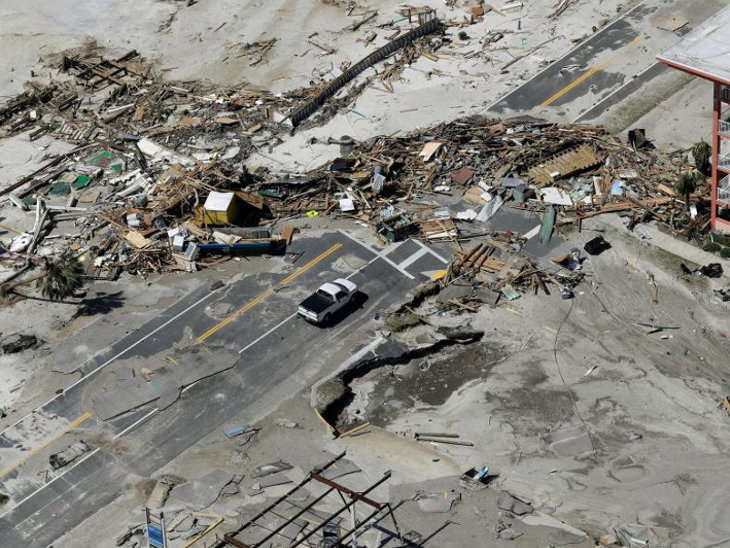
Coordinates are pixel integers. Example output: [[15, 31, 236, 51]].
[[692, 140, 711, 175], [720, 247, 730, 259], [703, 242, 721, 253], [711, 232, 730, 247]]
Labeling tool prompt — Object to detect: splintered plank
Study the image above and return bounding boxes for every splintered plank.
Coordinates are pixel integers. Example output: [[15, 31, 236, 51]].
[[527, 144, 601, 186], [453, 247, 506, 273]]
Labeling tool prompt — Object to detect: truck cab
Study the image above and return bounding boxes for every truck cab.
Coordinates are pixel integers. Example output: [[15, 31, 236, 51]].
[[297, 279, 358, 325]]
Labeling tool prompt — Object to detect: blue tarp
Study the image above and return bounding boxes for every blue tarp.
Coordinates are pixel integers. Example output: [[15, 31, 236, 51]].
[[147, 524, 165, 547], [197, 241, 272, 254], [610, 179, 624, 195]]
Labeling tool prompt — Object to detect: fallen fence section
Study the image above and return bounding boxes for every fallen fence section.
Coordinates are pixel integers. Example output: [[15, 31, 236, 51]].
[[289, 17, 444, 127]]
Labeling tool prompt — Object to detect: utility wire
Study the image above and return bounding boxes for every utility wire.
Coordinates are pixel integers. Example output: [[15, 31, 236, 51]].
[[552, 297, 599, 455]]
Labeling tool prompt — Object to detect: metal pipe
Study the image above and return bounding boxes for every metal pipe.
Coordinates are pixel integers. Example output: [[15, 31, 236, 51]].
[[337, 505, 386, 545], [249, 486, 336, 546], [311, 473, 382, 509], [214, 452, 346, 548], [416, 436, 474, 446], [286, 472, 391, 548]]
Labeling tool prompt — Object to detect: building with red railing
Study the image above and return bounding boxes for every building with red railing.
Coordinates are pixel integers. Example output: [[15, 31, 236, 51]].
[[658, 9, 730, 233]]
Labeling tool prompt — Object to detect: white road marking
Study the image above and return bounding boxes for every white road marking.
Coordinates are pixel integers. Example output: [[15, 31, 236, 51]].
[[346, 255, 379, 279], [236, 255, 380, 354], [523, 225, 541, 240], [238, 313, 297, 355], [573, 61, 661, 123], [4, 407, 158, 518], [411, 238, 449, 264], [397, 247, 429, 270], [338, 230, 414, 279], [111, 408, 159, 439], [0, 290, 218, 439]]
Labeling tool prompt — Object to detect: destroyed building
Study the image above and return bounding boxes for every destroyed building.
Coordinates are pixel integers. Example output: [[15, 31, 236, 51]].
[[0, 2, 729, 548]]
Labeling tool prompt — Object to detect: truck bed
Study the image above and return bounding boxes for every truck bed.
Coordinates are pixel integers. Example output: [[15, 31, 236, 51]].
[[299, 293, 333, 315]]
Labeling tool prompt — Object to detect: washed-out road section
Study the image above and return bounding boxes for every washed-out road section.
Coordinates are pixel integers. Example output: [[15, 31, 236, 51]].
[[0, 230, 449, 547]]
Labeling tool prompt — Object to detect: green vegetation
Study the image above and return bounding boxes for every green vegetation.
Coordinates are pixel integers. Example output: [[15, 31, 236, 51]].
[[674, 171, 704, 209], [692, 140, 711, 176], [703, 242, 721, 253]]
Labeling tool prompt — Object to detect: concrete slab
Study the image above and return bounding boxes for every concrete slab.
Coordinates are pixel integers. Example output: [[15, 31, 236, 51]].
[[319, 458, 361, 481], [253, 460, 293, 478], [255, 472, 292, 489], [169, 469, 233, 511], [521, 513, 589, 543], [339, 427, 462, 484], [598, 214, 730, 278]]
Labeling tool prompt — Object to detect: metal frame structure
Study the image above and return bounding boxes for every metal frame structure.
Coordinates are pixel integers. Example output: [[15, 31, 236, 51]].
[[62, 50, 144, 90], [657, 11, 730, 234], [214, 452, 403, 548], [711, 82, 730, 233], [658, 57, 730, 233]]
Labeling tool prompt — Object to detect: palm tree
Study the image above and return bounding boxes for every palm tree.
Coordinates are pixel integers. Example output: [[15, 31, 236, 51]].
[[1, 253, 84, 301], [675, 171, 704, 210], [38, 253, 85, 301], [692, 140, 711, 176]]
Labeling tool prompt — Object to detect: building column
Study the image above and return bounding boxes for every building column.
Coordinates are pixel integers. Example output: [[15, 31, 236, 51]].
[[711, 82, 721, 231]]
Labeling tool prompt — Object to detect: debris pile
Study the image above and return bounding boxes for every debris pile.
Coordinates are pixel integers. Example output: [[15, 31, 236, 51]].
[[0, 48, 309, 281], [0, 140, 288, 282], [0, 333, 41, 354], [0, 40, 707, 296], [299, 119, 696, 241], [275, 119, 699, 305], [2, 48, 310, 149], [0, 18, 452, 287]]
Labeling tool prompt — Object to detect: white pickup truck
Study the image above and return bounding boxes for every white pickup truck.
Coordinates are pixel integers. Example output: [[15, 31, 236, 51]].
[[297, 279, 358, 325]]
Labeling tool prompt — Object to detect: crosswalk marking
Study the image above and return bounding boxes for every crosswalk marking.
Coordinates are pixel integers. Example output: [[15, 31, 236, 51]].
[[397, 247, 429, 270]]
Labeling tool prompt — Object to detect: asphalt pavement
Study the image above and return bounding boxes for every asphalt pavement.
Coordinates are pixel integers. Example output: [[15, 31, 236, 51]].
[[0, 230, 449, 547], [489, 0, 728, 124], [9, 3, 729, 543]]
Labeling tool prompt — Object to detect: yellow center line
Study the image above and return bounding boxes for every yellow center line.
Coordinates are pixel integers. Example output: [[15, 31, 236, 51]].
[[541, 35, 644, 107], [196, 288, 273, 341], [280, 242, 343, 284], [196, 242, 344, 342], [0, 412, 93, 479]]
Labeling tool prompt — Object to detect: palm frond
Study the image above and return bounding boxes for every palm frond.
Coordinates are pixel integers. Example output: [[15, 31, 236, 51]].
[[37, 253, 85, 301], [691, 140, 711, 175]]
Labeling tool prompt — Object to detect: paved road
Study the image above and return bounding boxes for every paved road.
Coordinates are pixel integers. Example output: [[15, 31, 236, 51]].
[[489, 0, 728, 124], [0, 230, 448, 547]]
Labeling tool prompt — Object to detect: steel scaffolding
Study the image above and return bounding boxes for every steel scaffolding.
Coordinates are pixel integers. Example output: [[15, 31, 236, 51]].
[[213, 452, 403, 548]]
